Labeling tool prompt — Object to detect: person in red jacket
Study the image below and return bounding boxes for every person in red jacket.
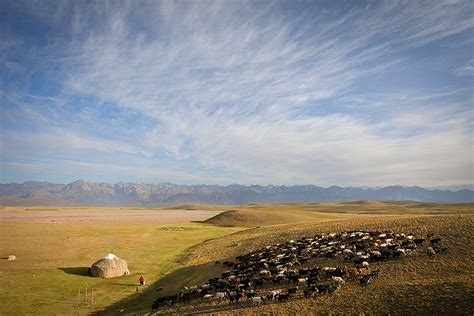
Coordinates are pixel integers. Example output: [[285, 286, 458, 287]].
[[139, 275, 145, 286]]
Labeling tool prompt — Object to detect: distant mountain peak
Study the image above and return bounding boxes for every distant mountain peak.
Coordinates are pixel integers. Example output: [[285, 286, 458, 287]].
[[0, 180, 473, 206]]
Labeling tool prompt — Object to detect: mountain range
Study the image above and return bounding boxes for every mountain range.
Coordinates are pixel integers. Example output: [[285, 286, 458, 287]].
[[0, 180, 473, 206]]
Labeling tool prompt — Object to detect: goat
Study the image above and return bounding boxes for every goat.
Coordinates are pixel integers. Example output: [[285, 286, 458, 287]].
[[360, 275, 373, 286], [332, 276, 345, 285]]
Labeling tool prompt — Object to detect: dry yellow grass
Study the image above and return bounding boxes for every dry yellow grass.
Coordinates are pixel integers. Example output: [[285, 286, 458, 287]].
[[100, 203, 474, 315], [2, 203, 473, 315], [198, 201, 474, 227]]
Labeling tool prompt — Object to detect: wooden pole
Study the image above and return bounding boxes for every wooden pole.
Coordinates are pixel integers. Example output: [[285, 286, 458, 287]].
[[77, 289, 80, 307]]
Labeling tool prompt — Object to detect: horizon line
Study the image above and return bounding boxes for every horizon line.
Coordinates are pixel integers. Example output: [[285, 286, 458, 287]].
[[2, 179, 473, 191]]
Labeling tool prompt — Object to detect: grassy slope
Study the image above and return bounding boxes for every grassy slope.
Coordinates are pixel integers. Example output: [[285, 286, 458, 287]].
[[107, 202, 474, 315], [0, 219, 242, 315], [202, 201, 474, 227], [143, 215, 474, 315]]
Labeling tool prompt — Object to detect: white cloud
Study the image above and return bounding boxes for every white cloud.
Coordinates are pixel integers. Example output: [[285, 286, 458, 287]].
[[2, 0, 473, 186]]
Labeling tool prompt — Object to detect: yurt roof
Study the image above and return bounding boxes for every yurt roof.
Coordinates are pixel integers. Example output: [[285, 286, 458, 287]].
[[103, 253, 116, 260]]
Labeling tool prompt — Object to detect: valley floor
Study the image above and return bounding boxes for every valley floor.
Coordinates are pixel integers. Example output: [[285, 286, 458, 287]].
[[0, 208, 242, 315], [1, 202, 473, 315]]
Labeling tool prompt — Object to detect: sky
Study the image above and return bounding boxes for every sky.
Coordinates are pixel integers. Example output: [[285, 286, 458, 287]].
[[0, 0, 473, 187]]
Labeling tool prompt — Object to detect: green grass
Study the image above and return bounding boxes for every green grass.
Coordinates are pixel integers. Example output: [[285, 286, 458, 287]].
[[1, 202, 472, 314], [0, 220, 243, 315]]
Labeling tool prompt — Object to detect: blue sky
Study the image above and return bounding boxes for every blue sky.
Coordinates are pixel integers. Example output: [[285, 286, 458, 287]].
[[0, 0, 473, 187]]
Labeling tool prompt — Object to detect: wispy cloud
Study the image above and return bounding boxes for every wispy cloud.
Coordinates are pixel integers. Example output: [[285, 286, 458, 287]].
[[1, 0, 473, 186]]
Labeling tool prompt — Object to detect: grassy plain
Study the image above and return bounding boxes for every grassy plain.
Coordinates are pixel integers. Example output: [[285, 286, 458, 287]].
[[0, 208, 243, 315], [1, 202, 473, 315]]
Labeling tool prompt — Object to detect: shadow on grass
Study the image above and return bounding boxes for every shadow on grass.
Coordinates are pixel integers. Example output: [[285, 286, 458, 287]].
[[109, 283, 139, 287], [96, 268, 474, 316], [94, 261, 224, 315], [58, 267, 92, 277]]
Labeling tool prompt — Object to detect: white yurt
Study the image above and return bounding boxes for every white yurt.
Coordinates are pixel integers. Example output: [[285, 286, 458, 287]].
[[90, 253, 130, 278]]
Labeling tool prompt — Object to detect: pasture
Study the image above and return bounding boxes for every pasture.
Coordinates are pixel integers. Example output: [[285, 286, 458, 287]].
[[106, 202, 474, 315], [1, 202, 473, 315], [0, 207, 243, 315]]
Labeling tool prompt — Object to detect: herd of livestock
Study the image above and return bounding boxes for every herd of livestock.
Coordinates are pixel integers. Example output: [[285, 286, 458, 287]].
[[152, 230, 446, 312]]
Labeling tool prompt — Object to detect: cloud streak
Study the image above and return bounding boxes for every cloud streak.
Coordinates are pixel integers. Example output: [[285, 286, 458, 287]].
[[1, 0, 473, 186]]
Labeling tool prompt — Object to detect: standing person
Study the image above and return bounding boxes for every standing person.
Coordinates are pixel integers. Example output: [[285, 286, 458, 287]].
[[139, 275, 145, 286]]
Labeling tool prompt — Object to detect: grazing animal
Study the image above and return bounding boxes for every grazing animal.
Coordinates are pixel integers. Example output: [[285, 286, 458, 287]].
[[149, 229, 445, 310], [332, 276, 345, 285], [298, 278, 307, 285], [270, 289, 282, 300], [288, 287, 298, 294], [304, 287, 318, 297], [278, 293, 291, 301], [360, 275, 373, 286], [427, 247, 437, 256], [394, 249, 406, 257], [229, 292, 242, 304], [413, 238, 425, 245], [317, 284, 330, 293], [434, 246, 448, 254]]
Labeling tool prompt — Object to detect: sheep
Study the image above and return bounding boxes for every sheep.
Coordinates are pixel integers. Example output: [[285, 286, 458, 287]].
[[360, 275, 373, 286], [332, 276, 345, 285], [270, 289, 282, 300], [277, 293, 291, 301], [370, 251, 382, 258], [298, 277, 307, 285], [229, 292, 242, 304], [150, 229, 446, 311], [304, 286, 318, 297], [427, 247, 437, 256], [394, 248, 406, 257], [413, 238, 425, 245], [288, 287, 298, 294], [343, 249, 354, 256], [434, 246, 448, 254], [322, 267, 337, 276]]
